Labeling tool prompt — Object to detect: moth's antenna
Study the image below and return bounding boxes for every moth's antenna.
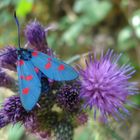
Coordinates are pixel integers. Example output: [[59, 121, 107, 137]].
[[14, 11, 21, 49]]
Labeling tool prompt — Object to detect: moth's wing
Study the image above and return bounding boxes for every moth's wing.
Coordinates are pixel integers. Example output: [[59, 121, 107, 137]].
[[17, 59, 41, 111], [30, 51, 79, 81]]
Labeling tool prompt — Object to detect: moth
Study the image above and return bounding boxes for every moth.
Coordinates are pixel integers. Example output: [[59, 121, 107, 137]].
[[17, 48, 78, 111], [3, 12, 79, 111]]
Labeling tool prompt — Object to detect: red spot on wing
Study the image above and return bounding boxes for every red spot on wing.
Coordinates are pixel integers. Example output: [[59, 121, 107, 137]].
[[32, 51, 38, 56], [58, 64, 65, 71], [25, 75, 33, 81], [20, 75, 24, 79], [48, 58, 51, 61], [22, 88, 29, 94], [18, 60, 24, 66], [45, 62, 51, 69], [34, 67, 39, 73]]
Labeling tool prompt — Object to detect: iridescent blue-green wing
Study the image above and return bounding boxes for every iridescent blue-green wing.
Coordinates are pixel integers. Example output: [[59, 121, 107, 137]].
[[30, 51, 79, 81], [17, 59, 41, 111]]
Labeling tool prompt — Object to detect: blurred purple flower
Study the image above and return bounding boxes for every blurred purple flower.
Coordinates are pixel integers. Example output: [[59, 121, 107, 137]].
[[0, 111, 9, 128], [24, 115, 52, 139], [56, 83, 81, 113], [0, 46, 17, 71], [36, 131, 51, 140], [2, 95, 30, 123], [24, 21, 46, 47], [75, 112, 88, 126], [24, 21, 53, 55], [37, 93, 55, 115], [0, 68, 16, 90], [24, 111, 56, 139], [54, 120, 73, 140], [79, 50, 138, 120], [24, 115, 38, 133]]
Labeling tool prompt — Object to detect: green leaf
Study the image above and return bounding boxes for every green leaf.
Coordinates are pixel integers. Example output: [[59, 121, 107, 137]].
[[131, 10, 140, 27], [117, 26, 136, 51], [7, 123, 24, 140], [74, 0, 112, 24], [131, 94, 140, 105], [105, 126, 124, 140], [135, 26, 140, 38], [61, 0, 112, 46], [16, 0, 34, 17], [130, 10, 140, 39], [61, 18, 85, 46], [0, 11, 12, 26], [74, 127, 90, 140], [0, 0, 11, 9]]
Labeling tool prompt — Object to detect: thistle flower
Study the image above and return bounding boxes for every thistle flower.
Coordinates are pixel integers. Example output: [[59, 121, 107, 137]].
[[24, 21, 53, 55], [24, 115, 39, 133], [56, 83, 81, 113], [0, 111, 9, 128], [2, 95, 30, 123], [54, 120, 74, 140], [79, 50, 138, 120], [35, 93, 56, 116], [0, 68, 16, 90], [75, 112, 88, 126], [0, 46, 17, 71], [24, 21, 46, 47], [35, 111, 59, 130], [24, 111, 57, 139]]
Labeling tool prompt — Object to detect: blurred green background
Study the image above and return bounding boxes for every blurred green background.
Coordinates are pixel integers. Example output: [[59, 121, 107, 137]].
[[0, 0, 140, 140]]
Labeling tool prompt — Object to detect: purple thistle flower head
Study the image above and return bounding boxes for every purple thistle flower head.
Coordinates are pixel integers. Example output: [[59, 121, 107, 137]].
[[79, 49, 138, 120], [0, 110, 9, 128], [2, 95, 30, 123], [25, 21, 46, 47], [0, 68, 16, 90], [24, 111, 57, 139], [24, 21, 53, 55], [0, 46, 17, 71], [35, 93, 55, 116], [24, 115, 51, 139], [24, 115, 38, 133], [56, 83, 81, 113]]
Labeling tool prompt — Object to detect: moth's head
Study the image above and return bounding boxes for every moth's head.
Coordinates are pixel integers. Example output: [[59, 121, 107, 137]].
[[17, 48, 32, 61]]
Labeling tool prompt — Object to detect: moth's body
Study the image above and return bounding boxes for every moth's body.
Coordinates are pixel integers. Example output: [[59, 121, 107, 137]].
[[13, 12, 78, 111], [16, 48, 78, 111], [17, 48, 32, 61]]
